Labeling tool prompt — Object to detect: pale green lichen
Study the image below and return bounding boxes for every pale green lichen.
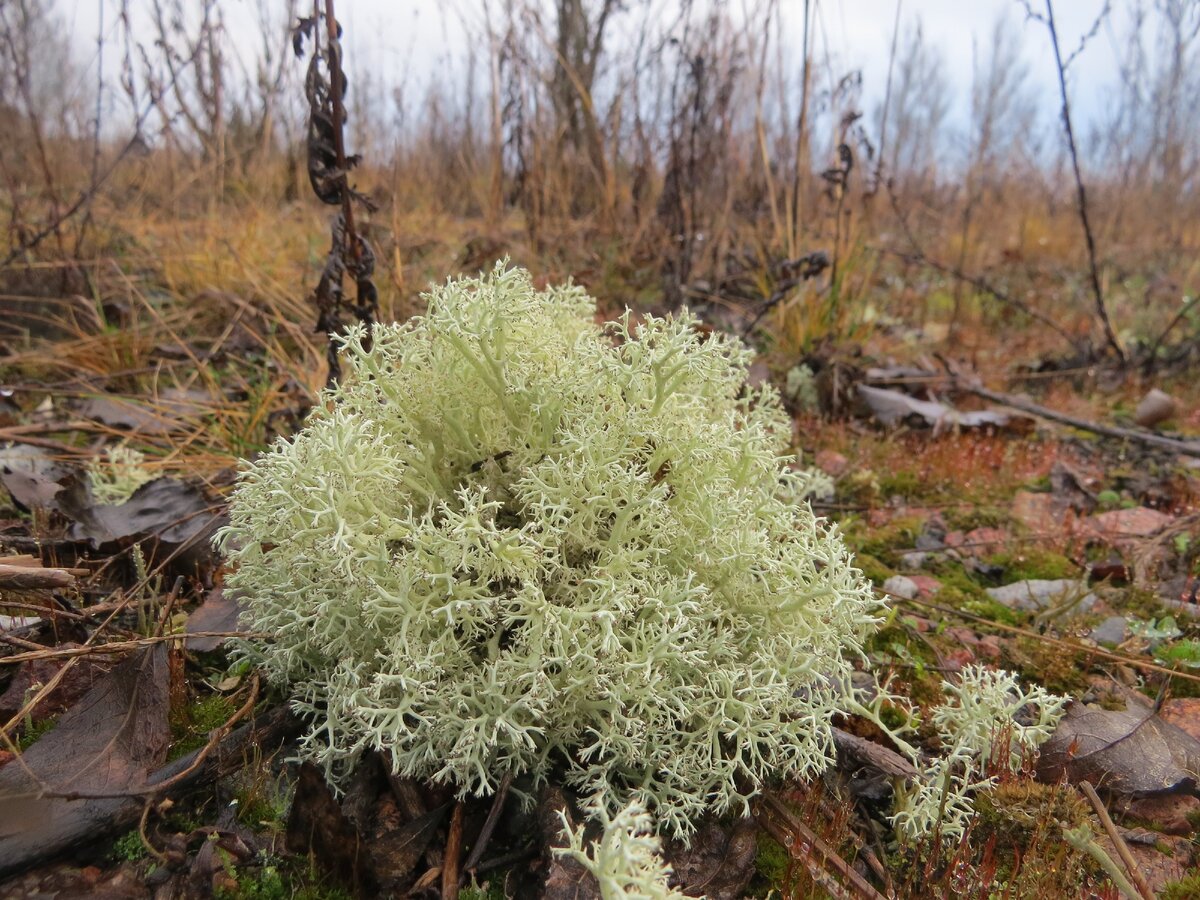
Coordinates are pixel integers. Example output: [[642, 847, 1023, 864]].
[[891, 665, 1066, 840], [558, 798, 690, 899], [218, 264, 883, 841], [218, 265, 1064, 849], [88, 445, 154, 505], [784, 364, 819, 413]]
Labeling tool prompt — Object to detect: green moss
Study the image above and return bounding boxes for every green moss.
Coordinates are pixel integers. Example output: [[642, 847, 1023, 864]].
[[853, 552, 894, 585], [110, 830, 148, 862], [1004, 637, 1091, 695], [16, 715, 57, 750], [170, 693, 238, 760], [1121, 587, 1178, 620], [986, 549, 1078, 582], [1162, 870, 1200, 900], [970, 780, 1100, 897], [460, 877, 508, 900], [747, 834, 792, 897], [215, 860, 353, 900], [846, 514, 927, 566], [878, 470, 924, 500], [941, 506, 1012, 533]]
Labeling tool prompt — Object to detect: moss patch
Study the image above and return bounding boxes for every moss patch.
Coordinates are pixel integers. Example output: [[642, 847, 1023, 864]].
[[986, 549, 1078, 582], [170, 693, 238, 760]]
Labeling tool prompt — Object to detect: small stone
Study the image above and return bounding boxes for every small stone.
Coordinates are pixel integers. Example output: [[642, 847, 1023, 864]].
[[976, 635, 1003, 660], [1159, 698, 1200, 744], [1011, 491, 1059, 534], [944, 648, 975, 670], [965, 527, 1007, 557], [815, 450, 849, 477], [1089, 615, 1128, 646], [900, 552, 928, 570], [906, 575, 942, 598], [1124, 794, 1200, 836], [1089, 507, 1174, 540], [882, 575, 918, 600], [985, 578, 1096, 612], [1134, 388, 1178, 428], [942, 531, 966, 548]]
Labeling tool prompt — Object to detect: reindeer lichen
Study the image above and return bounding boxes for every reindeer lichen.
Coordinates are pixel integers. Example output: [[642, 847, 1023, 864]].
[[218, 264, 1061, 847], [219, 264, 884, 840]]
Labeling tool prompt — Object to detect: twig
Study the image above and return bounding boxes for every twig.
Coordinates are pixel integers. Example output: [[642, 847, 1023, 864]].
[[959, 380, 1200, 457], [0, 632, 267, 666], [442, 801, 465, 900], [891, 593, 1200, 685], [754, 791, 887, 900], [1042, 0, 1125, 365], [462, 771, 513, 877], [138, 799, 169, 865], [1078, 781, 1154, 900]]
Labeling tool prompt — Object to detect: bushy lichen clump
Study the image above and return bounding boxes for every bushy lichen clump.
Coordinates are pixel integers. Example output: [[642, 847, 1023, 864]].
[[220, 265, 883, 839]]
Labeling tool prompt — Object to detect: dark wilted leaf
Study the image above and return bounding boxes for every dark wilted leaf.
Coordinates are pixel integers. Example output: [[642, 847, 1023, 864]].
[[663, 818, 757, 900], [0, 645, 172, 877], [0, 445, 70, 511], [1037, 701, 1200, 795], [285, 763, 370, 895], [184, 589, 243, 652], [370, 795, 449, 894], [0, 650, 115, 723], [78, 396, 180, 435], [59, 476, 222, 550]]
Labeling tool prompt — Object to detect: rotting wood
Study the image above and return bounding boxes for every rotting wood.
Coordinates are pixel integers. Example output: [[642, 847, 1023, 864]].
[[0, 563, 77, 590]]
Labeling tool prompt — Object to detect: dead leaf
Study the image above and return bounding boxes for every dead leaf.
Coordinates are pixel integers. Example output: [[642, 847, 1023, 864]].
[[0, 649, 115, 723], [1037, 701, 1200, 795], [184, 589, 243, 652], [78, 396, 179, 436], [0, 645, 172, 877], [0, 446, 69, 512], [285, 763, 370, 896], [58, 477, 217, 546], [538, 786, 601, 900], [662, 818, 758, 899]]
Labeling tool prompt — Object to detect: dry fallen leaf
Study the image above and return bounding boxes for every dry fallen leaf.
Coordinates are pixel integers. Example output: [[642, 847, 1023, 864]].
[[1037, 701, 1200, 796], [0, 645, 172, 877]]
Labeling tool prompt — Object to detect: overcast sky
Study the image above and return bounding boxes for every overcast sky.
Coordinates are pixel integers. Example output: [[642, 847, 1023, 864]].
[[60, 0, 1127, 140]]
